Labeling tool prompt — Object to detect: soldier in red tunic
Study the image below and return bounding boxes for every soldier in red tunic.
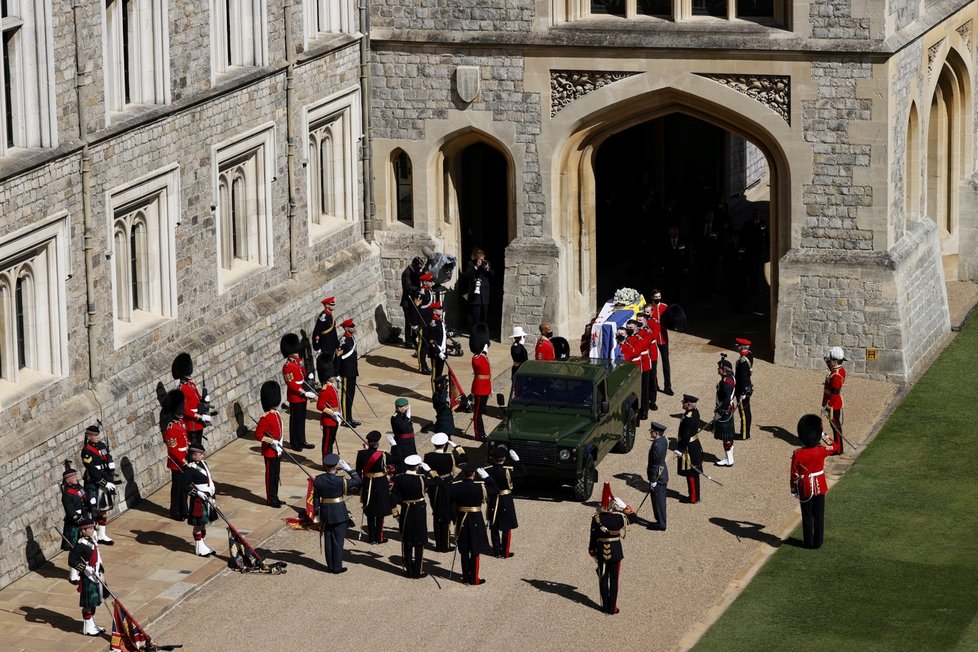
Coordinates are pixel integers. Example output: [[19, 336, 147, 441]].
[[470, 323, 492, 441], [282, 333, 317, 452], [790, 414, 842, 549], [636, 314, 659, 414], [822, 346, 847, 454], [162, 390, 190, 520], [316, 371, 341, 459], [172, 352, 212, 448], [256, 381, 285, 507], [535, 322, 555, 360], [644, 290, 673, 395]]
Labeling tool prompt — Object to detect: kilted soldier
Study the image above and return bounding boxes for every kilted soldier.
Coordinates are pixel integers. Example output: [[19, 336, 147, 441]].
[[61, 465, 91, 585], [313, 454, 361, 573], [391, 455, 437, 578], [68, 518, 107, 636], [452, 463, 494, 585], [282, 333, 317, 451], [162, 390, 190, 520], [588, 483, 628, 615], [791, 414, 842, 549], [535, 323, 555, 360], [355, 431, 392, 544], [390, 397, 418, 473], [400, 257, 425, 349], [337, 319, 361, 427], [470, 323, 492, 441], [80, 425, 116, 545], [256, 381, 285, 507], [426, 302, 448, 384], [646, 421, 669, 531], [735, 338, 754, 440], [822, 346, 847, 454], [713, 357, 737, 467], [311, 296, 339, 360], [180, 443, 218, 557], [415, 274, 435, 374], [485, 445, 526, 558], [675, 395, 704, 504], [510, 326, 528, 379], [172, 352, 212, 448], [424, 432, 466, 551], [316, 373, 341, 458], [431, 375, 456, 436]]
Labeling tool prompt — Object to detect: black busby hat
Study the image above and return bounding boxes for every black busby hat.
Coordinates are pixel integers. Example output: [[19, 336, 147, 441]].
[[171, 352, 193, 380], [162, 389, 185, 415], [366, 430, 382, 443], [662, 304, 687, 332], [552, 336, 571, 360], [260, 381, 281, 412], [797, 414, 824, 448], [280, 333, 301, 358], [469, 322, 490, 355]]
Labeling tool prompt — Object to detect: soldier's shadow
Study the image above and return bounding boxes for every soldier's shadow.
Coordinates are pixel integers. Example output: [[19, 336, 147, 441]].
[[21, 605, 83, 635], [130, 529, 189, 553], [214, 482, 267, 506], [259, 548, 326, 573], [346, 548, 407, 577], [521, 578, 601, 611], [612, 472, 647, 493], [759, 425, 797, 445], [709, 517, 784, 548], [367, 382, 429, 402], [361, 354, 416, 373]]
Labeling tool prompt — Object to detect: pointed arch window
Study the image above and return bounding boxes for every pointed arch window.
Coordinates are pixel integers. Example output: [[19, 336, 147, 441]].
[[305, 89, 360, 243], [392, 149, 413, 225]]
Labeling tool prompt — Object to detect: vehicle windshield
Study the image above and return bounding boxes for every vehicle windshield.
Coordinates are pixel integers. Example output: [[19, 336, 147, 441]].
[[511, 376, 594, 408]]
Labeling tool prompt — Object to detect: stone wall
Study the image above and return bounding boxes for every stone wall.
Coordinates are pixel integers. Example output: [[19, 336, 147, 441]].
[[809, 0, 872, 39], [887, 0, 922, 33], [373, 228, 441, 337], [371, 0, 535, 32], [504, 238, 561, 333], [888, 40, 924, 241]]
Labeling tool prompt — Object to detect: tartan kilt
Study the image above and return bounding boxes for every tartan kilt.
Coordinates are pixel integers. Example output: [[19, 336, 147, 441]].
[[712, 413, 736, 442], [62, 521, 79, 551], [84, 480, 114, 511], [187, 497, 211, 527], [78, 575, 104, 609]]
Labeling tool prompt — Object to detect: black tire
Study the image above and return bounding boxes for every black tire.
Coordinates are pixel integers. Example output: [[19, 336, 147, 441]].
[[612, 407, 637, 454], [573, 455, 597, 502]]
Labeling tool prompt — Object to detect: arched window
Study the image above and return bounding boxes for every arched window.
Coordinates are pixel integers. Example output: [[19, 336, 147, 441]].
[[14, 272, 31, 369], [309, 119, 342, 224], [905, 102, 920, 225], [392, 149, 414, 225], [113, 209, 151, 322]]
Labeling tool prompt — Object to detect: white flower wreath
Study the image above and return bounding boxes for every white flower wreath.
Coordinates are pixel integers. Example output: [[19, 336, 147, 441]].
[[613, 287, 641, 306]]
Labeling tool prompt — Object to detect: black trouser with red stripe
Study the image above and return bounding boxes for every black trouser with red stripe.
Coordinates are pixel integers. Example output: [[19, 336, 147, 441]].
[[170, 469, 188, 519], [800, 494, 826, 549], [473, 394, 488, 440], [648, 361, 658, 407], [827, 407, 844, 454], [263, 457, 280, 504], [640, 370, 650, 418], [686, 473, 701, 504], [597, 559, 621, 614], [340, 377, 357, 422], [289, 401, 307, 449], [491, 528, 513, 558], [321, 424, 338, 459], [460, 548, 483, 585]]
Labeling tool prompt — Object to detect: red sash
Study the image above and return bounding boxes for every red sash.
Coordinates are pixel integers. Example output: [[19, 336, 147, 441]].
[[364, 450, 384, 474]]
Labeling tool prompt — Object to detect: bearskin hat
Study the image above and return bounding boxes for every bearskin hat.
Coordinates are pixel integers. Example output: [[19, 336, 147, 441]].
[[280, 333, 301, 358], [552, 337, 571, 360], [260, 381, 282, 412], [162, 389, 185, 416], [171, 352, 193, 380], [797, 414, 824, 448], [469, 322, 490, 355], [662, 304, 688, 332]]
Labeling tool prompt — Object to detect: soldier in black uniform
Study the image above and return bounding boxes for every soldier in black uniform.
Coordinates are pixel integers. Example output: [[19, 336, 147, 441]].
[[589, 483, 628, 615], [425, 302, 448, 385], [646, 421, 669, 531], [391, 454, 438, 578], [484, 445, 526, 558], [675, 394, 704, 503], [713, 357, 737, 467], [80, 425, 116, 545], [430, 376, 457, 436], [68, 518, 107, 636], [312, 453, 361, 573], [355, 431, 392, 544], [61, 465, 90, 585], [510, 326, 528, 379], [735, 338, 754, 440], [312, 296, 339, 380], [415, 274, 435, 374], [337, 319, 361, 427], [451, 462, 495, 585], [400, 257, 425, 349], [180, 443, 219, 557], [424, 432, 466, 551], [390, 397, 418, 473]]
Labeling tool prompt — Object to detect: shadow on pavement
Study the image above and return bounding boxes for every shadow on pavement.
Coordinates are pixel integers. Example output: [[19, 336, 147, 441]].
[[367, 382, 429, 402], [21, 605, 82, 635], [361, 354, 416, 373], [28, 559, 68, 581], [131, 529, 190, 554], [261, 548, 327, 573], [521, 578, 601, 611], [215, 482, 267, 507], [759, 425, 797, 445], [346, 548, 407, 577], [709, 517, 783, 548], [127, 498, 172, 519]]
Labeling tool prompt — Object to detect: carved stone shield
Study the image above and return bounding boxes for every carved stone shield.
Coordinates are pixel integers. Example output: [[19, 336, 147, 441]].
[[456, 66, 480, 103]]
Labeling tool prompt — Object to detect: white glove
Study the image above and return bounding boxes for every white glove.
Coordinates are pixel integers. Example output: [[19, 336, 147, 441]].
[[84, 565, 98, 580], [204, 394, 212, 403], [446, 439, 458, 449], [273, 441, 283, 455], [104, 482, 116, 492], [108, 461, 116, 470], [613, 497, 627, 510], [791, 492, 799, 499], [196, 490, 210, 501], [387, 434, 397, 446], [199, 414, 213, 423], [650, 482, 657, 490], [308, 373, 315, 380], [406, 409, 412, 420], [509, 449, 520, 461], [304, 391, 316, 400], [90, 496, 97, 505], [673, 449, 682, 457], [339, 460, 352, 472], [420, 462, 431, 472], [476, 468, 489, 479], [439, 351, 446, 361]]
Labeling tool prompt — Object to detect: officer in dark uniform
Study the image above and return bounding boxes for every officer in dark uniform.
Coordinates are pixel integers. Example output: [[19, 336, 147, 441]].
[[451, 462, 495, 585], [68, 518, 107, 635], [312, 296, 339, 380], [589, 483, 628, 614], [675, 394, 704, 503], [425, 302, 448, 385], [485, 445, 526, 558], [646, 421, 669, 530], [391, 454, 437, 578], [735, 338, 754, 440], [713, 357, 737, 467], [400, 257, 425, 349], [180, 443, 218, 557], [510, 326, 528, 379], [415, 274, 435, 374], [741, 208, 769, 295], [355, 431, 392, 544], [336, 319, 361, 427], [424, 432, 466, 551], [61, 465, 90, 585], [430, 376, 457, 436], [390, 397, 418, 472], [80, 425, 116, 545], [312, 453, 361, 573]]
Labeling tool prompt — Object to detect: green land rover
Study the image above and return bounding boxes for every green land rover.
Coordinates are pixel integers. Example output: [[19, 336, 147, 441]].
[[487, 358, 642, 501]]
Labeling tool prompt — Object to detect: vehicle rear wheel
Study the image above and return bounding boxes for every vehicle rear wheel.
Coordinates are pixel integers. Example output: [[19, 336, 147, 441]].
[[573, 456, 597, 502], [612, 408, 637, 454]]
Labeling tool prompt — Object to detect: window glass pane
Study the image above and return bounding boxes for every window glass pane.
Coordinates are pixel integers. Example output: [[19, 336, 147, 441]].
[[591, 0, 625, 17], [737, 0, 773, 17], [129, 224, 140, 310], [2, 30, 14, 148], [692, 0, 727, 16], [231, 176, 243, 258], [15, 275, 25, 368], [637, 0, 671, 16], [395, 151, 413, 223]]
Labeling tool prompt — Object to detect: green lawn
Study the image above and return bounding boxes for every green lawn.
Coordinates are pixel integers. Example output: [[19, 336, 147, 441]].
[[696, 314, 978, 652]]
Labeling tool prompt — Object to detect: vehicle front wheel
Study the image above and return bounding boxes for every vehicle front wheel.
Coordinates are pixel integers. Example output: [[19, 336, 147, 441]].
[[612, 408, 637, 454], [573, 456, 597, 502]]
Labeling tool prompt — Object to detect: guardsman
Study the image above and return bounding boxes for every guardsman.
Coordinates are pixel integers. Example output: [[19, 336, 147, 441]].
[[415, 273, 435, 374], [636, 313, 659, 413], [535, 322, 555, 361], [391, 454, 437, 578], [424, 433, 466, 551], [822, 346, 847, 454], [355, 431, 392, 544], [390, 398, 418, 473], [588, 483, 628, 615], [734, 338, 754, 440], [282, 333, 317, 451], [313, 454, 361, 573], [181, 443, 218, 557], [162, 390, 189, 520], [426, 302, 448, 385], [675, 395, 704, 504], [644, 290, 673, 395], [646, 421, 669, 531], [316, 372, 341, 459], [791, 414, 842, 549], [713, 357, 737, 467], [80, 425, 116, 545], [61, 465, 90, 585], [452, 463, 494, 585], [470, 323, 492, 442], [172, 352, 212, 448], [484, 445, 526, 558], [255, 381, 285, 507], [68, 518, 106, 636], [312, 297, 339, 380], [401, 257, 425, 349], [620, 320, 649, 418], [510, 326, 528, 379], [337, 319, 361, 427]]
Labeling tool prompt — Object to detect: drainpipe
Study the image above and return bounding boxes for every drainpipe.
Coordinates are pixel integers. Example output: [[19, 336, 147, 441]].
[[72, 0, 99, 385], [359, 0, 375, 242], [284, 0, 299, 278]]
